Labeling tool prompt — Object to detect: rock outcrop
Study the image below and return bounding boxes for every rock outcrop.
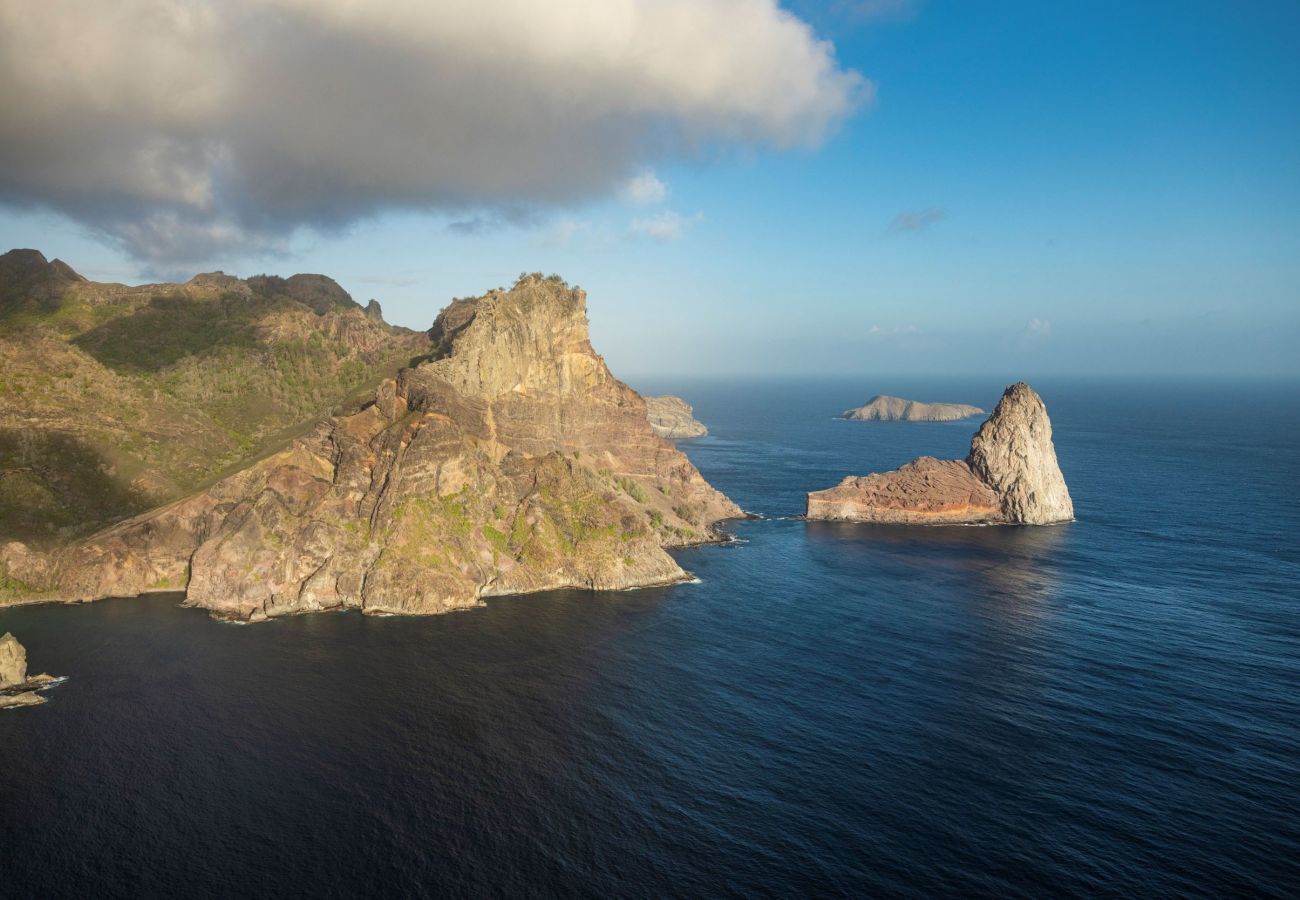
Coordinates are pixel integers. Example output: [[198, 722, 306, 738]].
[[645, 395, 708, 440], [842, 395, 983, 422], [0, 633, 60, 709], [25, 275, 740, 621], [807, 383, 1073, 526]]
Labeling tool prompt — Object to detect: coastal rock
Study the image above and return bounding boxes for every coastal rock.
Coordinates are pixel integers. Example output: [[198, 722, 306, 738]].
[[645, 395, 708, 439], [842, 395, 983, 422], [807, 382, 1072, 526], [44, 275, 741, 621], [0, 632, 26, 686], [967, 383, 1073, 525], [0, 633, 59, 709]]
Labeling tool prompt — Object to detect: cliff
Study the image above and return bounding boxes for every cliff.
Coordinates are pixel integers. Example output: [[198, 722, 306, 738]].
[[842, 395, 983, 422], [645, 395, 708, 439], [14, 275, 740, 620], [0, 249, 431, 552], [807, 383, 1073, 525]]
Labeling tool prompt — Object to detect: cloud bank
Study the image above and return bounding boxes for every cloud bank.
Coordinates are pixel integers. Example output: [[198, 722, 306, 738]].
[[0, 0, 867, 265]]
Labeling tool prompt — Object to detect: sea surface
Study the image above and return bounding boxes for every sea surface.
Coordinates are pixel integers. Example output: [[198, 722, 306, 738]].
[[2, 377, 1298, 898]]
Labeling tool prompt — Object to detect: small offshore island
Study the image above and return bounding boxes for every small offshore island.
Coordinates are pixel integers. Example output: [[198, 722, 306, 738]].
[[644, 395, 708, 440], [842, 395, 983, 422], [808, 383, 1073, 526]]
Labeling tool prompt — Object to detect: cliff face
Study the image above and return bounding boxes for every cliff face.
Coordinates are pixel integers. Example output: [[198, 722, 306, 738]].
[[645, 395, 708, 439], [842, 395, 983, 422], [807, 383, 1072, 526], [34, 276, 740, 621], [967, 382, 1073, 525]]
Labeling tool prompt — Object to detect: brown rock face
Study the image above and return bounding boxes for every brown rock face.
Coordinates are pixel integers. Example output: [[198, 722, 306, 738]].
[[807, 383, 1072, 526], [805, 457, 1002, 524], [645, 395, 708, 439], [45, 276, 740, 621]]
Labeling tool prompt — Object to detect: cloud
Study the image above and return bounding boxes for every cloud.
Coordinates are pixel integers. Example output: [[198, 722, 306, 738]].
[[630, 210, 701, 242], [1025, 318, 1052, 339], [0, 1, 868, 265], [889, 207, 946, 232], [620, 172, 668, 205]]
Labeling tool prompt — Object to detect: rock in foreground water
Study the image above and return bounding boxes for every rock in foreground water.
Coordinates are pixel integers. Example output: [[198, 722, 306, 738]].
[[0, 633, 61, 709], [808, 383, 1073, 525]]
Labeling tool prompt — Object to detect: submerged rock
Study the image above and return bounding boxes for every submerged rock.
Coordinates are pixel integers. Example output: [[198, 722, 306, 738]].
[[841, 395, 983, 422], [645, 395, 708, 440], [807, 383, 1073, 526]]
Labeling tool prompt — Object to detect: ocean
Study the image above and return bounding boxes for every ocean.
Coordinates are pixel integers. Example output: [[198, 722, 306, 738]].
[[2, 377, 1298, 897]]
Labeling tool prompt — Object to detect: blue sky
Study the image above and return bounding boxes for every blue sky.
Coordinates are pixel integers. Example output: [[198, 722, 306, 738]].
[[1, 0, 1296, 377]]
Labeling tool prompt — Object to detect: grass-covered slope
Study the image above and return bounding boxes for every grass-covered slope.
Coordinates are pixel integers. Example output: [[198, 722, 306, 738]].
[[0, 249, 431, 547]]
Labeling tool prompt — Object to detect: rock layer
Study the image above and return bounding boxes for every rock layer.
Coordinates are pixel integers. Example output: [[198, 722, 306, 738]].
[[842, 395, 983, 422], [807, 383, 1072, 526], [645, 395, 708, 439], [23, 276, 740, 621]]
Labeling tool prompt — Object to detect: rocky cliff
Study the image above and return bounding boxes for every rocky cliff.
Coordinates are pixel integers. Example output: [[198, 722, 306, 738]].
[[645, 395, 708, 439], [13, 275, 740, 620], [807, 383, 1072, 525], [842, 395, 983, 422]]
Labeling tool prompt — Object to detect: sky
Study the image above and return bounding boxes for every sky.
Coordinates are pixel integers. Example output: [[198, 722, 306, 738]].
[[1, 0, 1296, 378]]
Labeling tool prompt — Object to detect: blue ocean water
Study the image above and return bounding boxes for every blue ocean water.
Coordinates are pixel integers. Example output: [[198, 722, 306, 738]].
[[1, 377, 1297, 897]]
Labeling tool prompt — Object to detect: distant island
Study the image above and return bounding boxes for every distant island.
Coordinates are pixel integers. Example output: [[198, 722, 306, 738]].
[[841, 395, 983, 422], [808, 383, 1073, 525], [645, 395, 708, 440]]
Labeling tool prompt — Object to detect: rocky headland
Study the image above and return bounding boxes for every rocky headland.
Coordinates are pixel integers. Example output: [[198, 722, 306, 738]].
[[807, 382, 1073, 525], [842, 395, 983, 422], [0, 633, 61, 709], [1, 274, 741, 621], [645, 395, 708, 440]]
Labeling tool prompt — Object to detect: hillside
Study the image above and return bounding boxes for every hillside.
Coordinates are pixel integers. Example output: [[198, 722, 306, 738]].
[[0, 250, 431, 549]]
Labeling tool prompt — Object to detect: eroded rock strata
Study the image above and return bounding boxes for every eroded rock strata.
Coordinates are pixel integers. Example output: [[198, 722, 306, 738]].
[[645, 395, 708, 440], [13, 276, 740, 621], [807, 383, 1073, 526], [842, 395, 983, 422]]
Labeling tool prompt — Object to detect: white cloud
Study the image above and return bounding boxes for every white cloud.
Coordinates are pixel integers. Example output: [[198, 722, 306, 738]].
[[1026, 318, 1052, 339], [867, 323, 920, 337], [630, 210, 702, 242], [0, 0, 868, 265], [620, 171, 668, 205]]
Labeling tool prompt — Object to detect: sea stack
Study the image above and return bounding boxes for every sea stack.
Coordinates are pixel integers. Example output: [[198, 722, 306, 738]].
[[806, 382, 1073, 525], [841, 395, 983, 422], [645, 395, 708, 439]]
